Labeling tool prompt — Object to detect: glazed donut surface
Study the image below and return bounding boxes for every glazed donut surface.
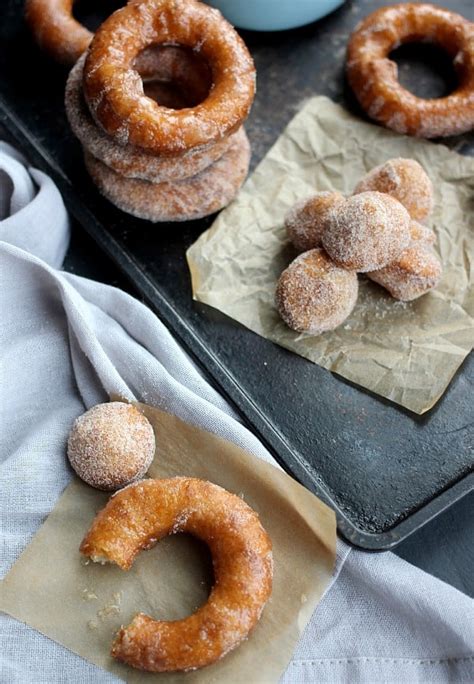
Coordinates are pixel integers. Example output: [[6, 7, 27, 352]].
[[25, 0, 94, 65], [80, 477, 273, 672], [346, 3, 474, 137], [83, 0, 256, 155]]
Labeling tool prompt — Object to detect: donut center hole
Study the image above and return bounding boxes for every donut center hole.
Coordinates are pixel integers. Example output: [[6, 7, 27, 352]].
[[73, 0, 124, 32], [134, 45, 213, 109], [389, 43, 458, 99], [133, 534, 213, 621]]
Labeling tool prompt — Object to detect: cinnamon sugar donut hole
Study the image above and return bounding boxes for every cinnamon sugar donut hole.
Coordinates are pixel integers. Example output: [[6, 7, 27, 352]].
[[80, 477, 273, 672], [83, 0, 256, 155], [284, 192, 345, 252], [409, 220, 436, 246], [67, 402, 155, 491], [354, 159, 434, 222], [66, 53, 234, 183], [322, 192, 411, 272], [368, 244, 442, 301], [276, 248, 358, 335], [25, 0, 93, 65], [84, 127, 251, 222], [346, 3, 474, 138]]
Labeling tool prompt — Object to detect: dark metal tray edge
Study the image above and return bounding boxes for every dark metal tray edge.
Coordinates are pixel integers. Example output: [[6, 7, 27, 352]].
[[2, 97, 472, 551]]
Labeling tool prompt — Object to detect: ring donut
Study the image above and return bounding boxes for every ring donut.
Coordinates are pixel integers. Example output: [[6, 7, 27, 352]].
[[25, 0, 94, 65], [83, 0, 256, 155], [83, 127, 250, 222], [346, 3, 474, 137], [80, 477, 273, 672], [66, 52, 234, 183]]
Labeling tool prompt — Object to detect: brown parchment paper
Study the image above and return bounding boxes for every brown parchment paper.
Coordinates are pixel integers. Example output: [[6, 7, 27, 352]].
[[187, 96, 474, 414], [0, 404, 336, 683]]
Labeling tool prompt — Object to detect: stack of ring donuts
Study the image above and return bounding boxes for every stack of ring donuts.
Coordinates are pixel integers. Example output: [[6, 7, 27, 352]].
[[27, 0, 255, 221], [346, 3, 474, 138], [277, 158, 443, 335]]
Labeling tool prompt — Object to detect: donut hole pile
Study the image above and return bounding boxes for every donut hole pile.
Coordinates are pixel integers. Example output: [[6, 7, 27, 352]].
[[277, 158, 442, 335], [64, 0, 255, 222]]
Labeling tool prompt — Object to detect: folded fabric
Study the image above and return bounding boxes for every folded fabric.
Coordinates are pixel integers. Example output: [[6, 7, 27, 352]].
[[1, 142, 473, 683]]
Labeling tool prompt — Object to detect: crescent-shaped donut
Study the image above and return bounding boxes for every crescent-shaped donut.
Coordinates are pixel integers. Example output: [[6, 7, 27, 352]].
[[80, 477, 273, 672]]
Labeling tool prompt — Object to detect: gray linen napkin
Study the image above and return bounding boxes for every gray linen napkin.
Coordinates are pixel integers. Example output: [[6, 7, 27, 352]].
[[1, 142, 473, 683]]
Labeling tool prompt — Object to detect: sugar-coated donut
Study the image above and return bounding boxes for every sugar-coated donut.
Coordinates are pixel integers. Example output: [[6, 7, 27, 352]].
[[84, 127, 250, 221], [368, 243, 442, 300], [409, 220, 436, 246], [284, 192, 345, 252], [354, 158, 434, 222], [80, 477, 273, 672], [346, 3, 474, 138], [83, 0, 256, 155], [67, 402, 155, 491], [25, 0, 92, 65], [66, 53, 234, 183], [276, 248, 358, 334], [322, 191, 411, 272]]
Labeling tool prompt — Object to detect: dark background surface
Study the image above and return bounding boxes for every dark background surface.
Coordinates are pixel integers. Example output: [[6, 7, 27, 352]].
[[1, 0, 472, 562]]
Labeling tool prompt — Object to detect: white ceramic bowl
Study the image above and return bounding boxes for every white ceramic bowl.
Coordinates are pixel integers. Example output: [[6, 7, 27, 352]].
[[205, 0, 345, 31]]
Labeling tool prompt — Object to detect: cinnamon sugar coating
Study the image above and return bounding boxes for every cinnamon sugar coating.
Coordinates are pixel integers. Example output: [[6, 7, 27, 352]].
[[276, 248, 358, 334], [284, 192, 345, 252], [67, 402, 155, 491], [354, 158, 434, 222], [368, 243, 442, 300], [346, 3, 474, 138], [83, 0, 256, 155], [84, 127, 251, 222], [25, 0, 92, 65], [323, 192, 411, 272], [80, 477, 273, 672], [409, 220, 436, 246], [66, 53, 234, 183]]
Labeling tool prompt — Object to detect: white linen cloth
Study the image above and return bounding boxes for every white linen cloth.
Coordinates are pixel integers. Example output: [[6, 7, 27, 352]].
[[1, 142, 473, 683]]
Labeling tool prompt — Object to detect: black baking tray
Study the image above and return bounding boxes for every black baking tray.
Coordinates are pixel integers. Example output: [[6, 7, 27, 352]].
[[2, 0, 473, 549]]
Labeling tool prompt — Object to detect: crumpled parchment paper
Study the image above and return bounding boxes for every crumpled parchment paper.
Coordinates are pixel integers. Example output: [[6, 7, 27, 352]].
[[0, 404, 336, 683], [187, 96, 474, 414]]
